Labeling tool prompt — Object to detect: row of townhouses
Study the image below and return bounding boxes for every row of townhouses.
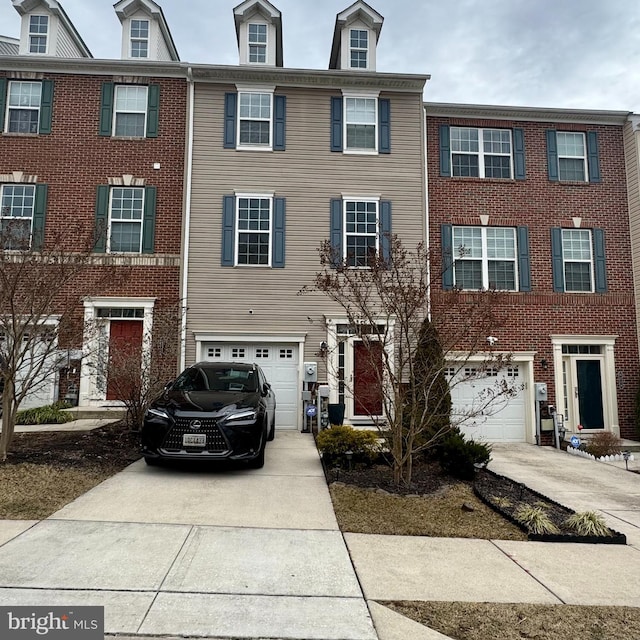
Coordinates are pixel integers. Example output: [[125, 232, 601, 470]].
[[1, 0, 639, 445]]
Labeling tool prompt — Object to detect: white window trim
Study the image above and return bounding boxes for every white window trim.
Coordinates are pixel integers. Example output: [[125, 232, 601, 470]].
[[343, 196, 380, 268], [0, 183, 36, 250], [349, 28, 369, 70], [235, 84, 275, 151], [129, 18, 150, 59], [450, 127, 514, 179], [247, 22, 268, 64], [557, 131, 588, 182], [107, 186, 145, 254], [234, 192, 273, 267], [550, 335, 619, 437], [28, 15, 49, 55], [5, 80, 41, 134], [341, 89, 380, 155], [561, 228, 594, 293], [112, 85, 148, 138], [453, 226, 519, 291]]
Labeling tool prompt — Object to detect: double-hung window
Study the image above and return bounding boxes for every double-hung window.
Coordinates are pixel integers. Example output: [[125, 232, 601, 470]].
[[331, 93, 390, 154], [6, 81, 41, 134], [99, 83, 159, 138], [95, 185, 156, 254], [248, 23, 267, 63], [452, 226, 518, 290], [345, 97, 377, 151], [238, 91, 272, 148], [221, 195, 286, 268], [130, 19, 149, 58], [345, 200, 378, 267], [108, 187, 145, 253], [0, 184, 35, 250], [114, 85, 148, 137], [451, 127, 513, 178], [551, 227, 607, 293], [29, 15, 48, 54], [350, 29, 368, 68], [546, 130, 600, 183]]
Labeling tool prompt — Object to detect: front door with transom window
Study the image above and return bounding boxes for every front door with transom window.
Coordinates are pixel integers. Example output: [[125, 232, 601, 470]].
[[352, 340, 383, 417], [106, 320, 144, 400], [563, 353, 605, 430]]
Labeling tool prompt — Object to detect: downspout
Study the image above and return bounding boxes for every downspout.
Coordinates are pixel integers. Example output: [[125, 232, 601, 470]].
[[423, 102, 431, 321], [179, 66, 195, 371]]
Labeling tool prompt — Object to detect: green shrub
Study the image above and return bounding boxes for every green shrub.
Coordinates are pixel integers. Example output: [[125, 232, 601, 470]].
[[436, 428, 492, 480], [15, 402, 73, 425], [585, 431, 622, 458], [316, 425, 379, 468]]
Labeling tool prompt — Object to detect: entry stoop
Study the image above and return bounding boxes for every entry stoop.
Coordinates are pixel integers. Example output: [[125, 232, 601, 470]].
[[62, 406, 127, 421]]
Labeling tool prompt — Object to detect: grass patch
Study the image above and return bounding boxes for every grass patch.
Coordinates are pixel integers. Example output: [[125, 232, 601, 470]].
[[329, 483, 527, 539], [385, 601, 640, 640], [0, 463, 114, 519]]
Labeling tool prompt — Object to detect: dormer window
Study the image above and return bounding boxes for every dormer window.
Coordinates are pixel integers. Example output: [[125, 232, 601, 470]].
[[248, 23, 267, 63], [349, 29, 368, 68], [130, 19, 149, 58], [29, 15, 48, 54]]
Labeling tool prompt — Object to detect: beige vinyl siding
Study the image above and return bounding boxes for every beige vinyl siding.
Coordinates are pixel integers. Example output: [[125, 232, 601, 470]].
[[624, 120, 640, 352], [54, 22, 84, 58], [186, 83, 426, 375]]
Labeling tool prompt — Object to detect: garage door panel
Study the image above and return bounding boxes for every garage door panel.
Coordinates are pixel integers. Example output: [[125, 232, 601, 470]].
[[201, 342, 299, 429], [449, 365, 526, 443]]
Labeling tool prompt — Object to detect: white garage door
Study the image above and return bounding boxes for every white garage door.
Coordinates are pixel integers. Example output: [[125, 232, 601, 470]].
[[201, 342, 299, 429], [448, 365, 525, 442]]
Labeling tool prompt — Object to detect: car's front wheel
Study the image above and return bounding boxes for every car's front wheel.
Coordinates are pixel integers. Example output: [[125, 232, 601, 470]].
[[267, 415, 275, 441]]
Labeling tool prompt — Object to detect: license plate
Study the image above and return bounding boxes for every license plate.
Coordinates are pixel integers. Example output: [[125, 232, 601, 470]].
[[183, 433, 206, 447]]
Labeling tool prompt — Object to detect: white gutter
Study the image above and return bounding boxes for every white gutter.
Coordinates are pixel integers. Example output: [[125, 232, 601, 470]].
[[423, 103, 431, 321], [179, 66, 195, 371]]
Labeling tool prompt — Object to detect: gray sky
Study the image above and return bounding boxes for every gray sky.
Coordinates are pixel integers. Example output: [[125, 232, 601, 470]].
[[1, 0, 639, 111]]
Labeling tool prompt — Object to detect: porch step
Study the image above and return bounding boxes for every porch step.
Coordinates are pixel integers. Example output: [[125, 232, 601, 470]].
[[619, 439, 640, 453], [62, 406, 127, 421]]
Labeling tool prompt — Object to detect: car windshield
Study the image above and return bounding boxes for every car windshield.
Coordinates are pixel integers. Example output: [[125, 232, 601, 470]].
[[173, 366, 259, 393]]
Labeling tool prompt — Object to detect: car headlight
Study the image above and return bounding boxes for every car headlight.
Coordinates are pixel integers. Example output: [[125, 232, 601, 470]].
[[222, 409, 258, 425], [145, 407, 172, 422]]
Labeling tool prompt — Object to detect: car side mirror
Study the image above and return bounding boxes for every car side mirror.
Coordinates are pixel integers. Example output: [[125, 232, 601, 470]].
[[163, 380, 174, 391], [262, 383, 271, 396]]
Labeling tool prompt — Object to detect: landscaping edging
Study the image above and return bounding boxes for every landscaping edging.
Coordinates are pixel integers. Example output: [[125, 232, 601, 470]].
[[474, 469, 627, 545]]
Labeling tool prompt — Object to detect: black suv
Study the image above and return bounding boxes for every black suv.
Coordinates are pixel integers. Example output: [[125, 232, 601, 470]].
[[141, 362, 276, 468]]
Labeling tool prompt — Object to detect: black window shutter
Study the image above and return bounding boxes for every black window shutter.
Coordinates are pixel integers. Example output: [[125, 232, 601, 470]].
[[31, 184, 48, 251], [221, 195, 235, 266], [441, 224, 453, 290], [142, 186, 156, 254], [546, 130, 559, 181], [330, 198, 343, 267], [550, 227, 564, 292], [99, 83, 114, 137], [94, 185, 110, 253], [587, 131, 601, 183], [223, 93, 237, 149], [330, 97, 343, 152], [0, 79, 6, 131], [517, 226, 531, 291], [39, 80, 54, 135], [513, 128, 525, 180], [593, 228, 607, 292], [272, 197, 286, 267], [146, 84, 160, 138], [273, 95, 286, 151], [378, 98, 390, 153], [439, 125, 451, 177], [380, 200, 392, 262]]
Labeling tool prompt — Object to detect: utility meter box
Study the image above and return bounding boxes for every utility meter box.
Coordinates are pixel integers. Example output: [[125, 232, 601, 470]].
[[318, 384, 330, 398], [534, 382, 548, 401], [304, 362, 318, 383]]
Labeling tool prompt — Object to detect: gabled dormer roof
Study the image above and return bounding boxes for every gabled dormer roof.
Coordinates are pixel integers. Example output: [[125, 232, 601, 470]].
[[233, 0, 283, 67], [329, 0, 383, 71], [114, 0, 180, 61], [12, 0, 92, 57], [0, 35, 20, 56]]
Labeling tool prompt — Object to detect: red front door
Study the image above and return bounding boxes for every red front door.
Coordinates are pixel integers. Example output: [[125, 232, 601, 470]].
[[106, 320, 143, 400], [353, 340, 383, 416]]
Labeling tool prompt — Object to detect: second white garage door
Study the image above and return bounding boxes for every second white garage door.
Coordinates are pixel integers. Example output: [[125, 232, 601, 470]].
[[448, 365, 526, 442], [201, 342, 299, 429]]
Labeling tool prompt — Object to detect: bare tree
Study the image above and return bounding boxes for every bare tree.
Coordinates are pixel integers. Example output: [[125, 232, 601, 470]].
[[304, 235, 520, 486], [96, 302, 183, 430], [0, 226, 124, 462]]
